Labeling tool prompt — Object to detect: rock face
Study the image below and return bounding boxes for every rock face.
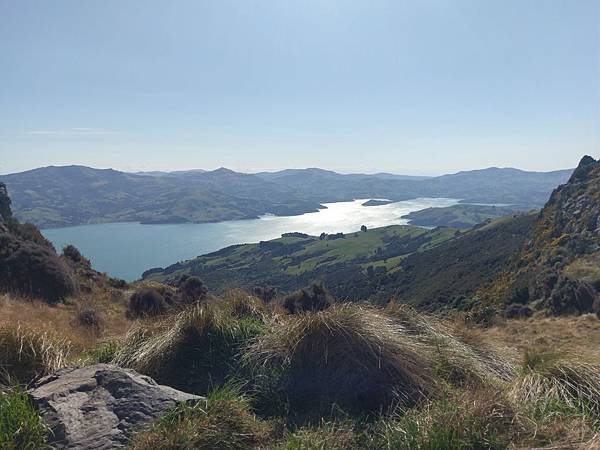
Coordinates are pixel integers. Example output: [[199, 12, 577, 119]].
[[503, 155, 600, 314], [29, 364, 203, 449]]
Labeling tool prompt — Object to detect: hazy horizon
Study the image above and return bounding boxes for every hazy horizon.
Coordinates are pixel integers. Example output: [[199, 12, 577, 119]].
[[0, 160, 582, 178], [1, 1, 598, 175]]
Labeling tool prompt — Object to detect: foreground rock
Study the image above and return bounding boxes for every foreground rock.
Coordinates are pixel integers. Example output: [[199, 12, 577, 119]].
[[29, 364, 203, 449]]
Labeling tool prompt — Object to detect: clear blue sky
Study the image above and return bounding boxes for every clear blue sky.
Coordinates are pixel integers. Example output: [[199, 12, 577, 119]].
[[1, 0, 598, 175]]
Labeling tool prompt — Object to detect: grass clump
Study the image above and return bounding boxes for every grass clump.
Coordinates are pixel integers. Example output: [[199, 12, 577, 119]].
[[375, 389, 524, 450], [277, 421, 361, 450], [114, 303, 266, 394], [248, 303, 435, 416], [384, 302, 515, 387], [221, 289, 268, 320], [510, 349, 600, 422], [0, 324, 70, 385], [130, 384, 271, 450], [81, 339, 121, 364], [0, 387, 50, 450]]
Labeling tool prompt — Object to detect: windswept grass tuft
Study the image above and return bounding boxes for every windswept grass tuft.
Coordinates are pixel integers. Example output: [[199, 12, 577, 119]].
[[130, 384, 272, 450], [0, 387, 50, 449], [0, 324, 70, 385], [248, 303, 436, 416], [510, 349, 600, 422], [114, 303, 266, 394], [384, 302, 515, 387], [221, 289, 268, 320], [375, 389, 525, 450]]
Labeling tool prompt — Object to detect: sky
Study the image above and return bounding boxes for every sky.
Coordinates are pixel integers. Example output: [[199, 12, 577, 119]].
[[0, 0, 598, 175]]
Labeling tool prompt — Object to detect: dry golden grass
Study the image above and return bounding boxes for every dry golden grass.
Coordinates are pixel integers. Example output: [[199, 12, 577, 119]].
[[0, 324, 70, 385], [0, 292, 131, 353], [466, 314, 600, 364]]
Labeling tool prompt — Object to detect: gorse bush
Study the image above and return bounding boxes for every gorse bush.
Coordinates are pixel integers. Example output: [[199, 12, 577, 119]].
[[127, 288, 170, 318], [248, 304, 435, 416], [253, 286, 278, 303], [114, 303, 266, 394], [62, 244, 91, 268], [0, 325, 70, 385], [0, 233, 76, 303], [178, 275, 208, 304], [75, 303, 102, 331], [281, 282, 333, 314], [0, 387, 50, 450], [130, 384, 271, 450]]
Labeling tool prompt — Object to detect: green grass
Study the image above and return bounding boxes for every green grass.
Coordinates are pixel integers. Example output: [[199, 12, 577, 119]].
[[0, 388, 50, 450], [130, 384, 272, 450]]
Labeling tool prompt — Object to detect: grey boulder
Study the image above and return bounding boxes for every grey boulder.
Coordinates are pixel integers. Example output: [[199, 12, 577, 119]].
[[29, 364, 202, 449]]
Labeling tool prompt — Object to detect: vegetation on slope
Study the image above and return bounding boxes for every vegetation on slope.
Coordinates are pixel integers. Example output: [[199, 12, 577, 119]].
[[402, 203, 532, 229], [484, 155, 600, 315], [1, 164, 571, 228], [144, 225, 459, 299]]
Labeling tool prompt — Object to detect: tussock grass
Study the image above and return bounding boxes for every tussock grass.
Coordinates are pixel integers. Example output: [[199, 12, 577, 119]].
[[510, 349, 600, 422], [221, 289, 268, 319], [375, 389, 526, 450], [384, 302, 516, 387], [0, 324, 70, 385], [278, 421, 360, 450], [130, 384, 272, 450], [113, 303, 266, 394], [248, 303, 436, 415], [0, 387, 50, 450]]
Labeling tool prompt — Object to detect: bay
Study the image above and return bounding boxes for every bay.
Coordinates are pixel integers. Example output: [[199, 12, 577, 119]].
[[42, 197, 459, 281]]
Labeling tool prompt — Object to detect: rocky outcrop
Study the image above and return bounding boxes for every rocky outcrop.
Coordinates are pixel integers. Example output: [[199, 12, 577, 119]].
[[0, 182, 11, 222], [503, 156, 600, 314], [29, 364, 203, 449]]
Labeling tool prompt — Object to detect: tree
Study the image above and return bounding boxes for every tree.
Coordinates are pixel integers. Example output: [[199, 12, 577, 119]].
[[361, 225, 367, 232]]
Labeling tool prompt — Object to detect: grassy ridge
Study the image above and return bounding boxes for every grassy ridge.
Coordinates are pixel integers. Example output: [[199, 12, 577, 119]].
[[144, 225, 459, 297]]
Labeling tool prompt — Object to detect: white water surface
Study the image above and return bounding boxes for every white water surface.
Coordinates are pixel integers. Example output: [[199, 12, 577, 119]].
[[43, 197, 459, 280]]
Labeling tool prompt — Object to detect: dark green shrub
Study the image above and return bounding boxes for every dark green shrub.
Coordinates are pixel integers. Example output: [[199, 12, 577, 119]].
[[127, 288, 169, 318], [0, 183, 11, 221], [76, 303, 101, 331], [0, 234, 76, 303], [253, 286, 277, 303], [62, 244, 91, 268], [281, 282, 332, 314], [5, 219, 53, 248], [178, 276, 208, 304]]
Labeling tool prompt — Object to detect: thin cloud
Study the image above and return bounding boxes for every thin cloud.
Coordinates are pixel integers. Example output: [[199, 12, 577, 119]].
[[26, 128, 118, 135]]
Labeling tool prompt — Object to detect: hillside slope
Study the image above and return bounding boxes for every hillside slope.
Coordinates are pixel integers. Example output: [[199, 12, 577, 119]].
[[1, 165, 571, 228], [143, 225, 459, 299], [485, 155, 600, 315]]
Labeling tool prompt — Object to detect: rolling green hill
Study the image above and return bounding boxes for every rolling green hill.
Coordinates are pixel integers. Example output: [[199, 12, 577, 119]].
[[402, 204, 533, 229], [1, 164, 572, 228], [143, 225, 460, 299]]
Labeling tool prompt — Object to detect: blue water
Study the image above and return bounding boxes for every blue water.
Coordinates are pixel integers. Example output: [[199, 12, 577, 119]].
[[42, 197, 459, 281]]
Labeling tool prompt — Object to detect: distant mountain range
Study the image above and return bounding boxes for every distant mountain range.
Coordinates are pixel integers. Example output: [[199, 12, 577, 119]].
[[146, 156, 600, 317], [0, 165, 572, 228]]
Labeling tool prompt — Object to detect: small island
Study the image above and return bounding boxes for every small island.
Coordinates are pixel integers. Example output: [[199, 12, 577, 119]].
[[362, 199, 394, 207]]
